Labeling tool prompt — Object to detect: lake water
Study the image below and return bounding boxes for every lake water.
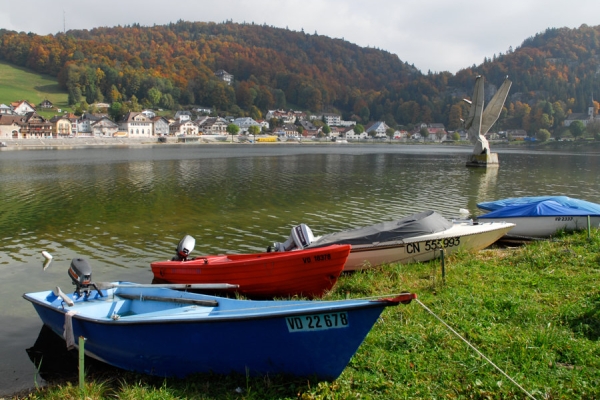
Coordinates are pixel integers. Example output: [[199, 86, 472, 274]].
[[1, 143, 599, 395]]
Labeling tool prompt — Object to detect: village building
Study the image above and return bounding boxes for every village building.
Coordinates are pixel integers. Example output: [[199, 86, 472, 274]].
[[39, 99, 53, 109], [11, 100, 36, 115], [232, 117, 260, 132], [321, 113, 342, 126], [152, 116, 170, 136], [564, 98, 600, 127], [174, 110, 192, 122], [365, 121, 390, 138], [78, 113, 107, 135], [0, 104, 12, 114], [50, 115, 72, 137], [63, 113, 79, 136], [506, 129, 529, 140], [197, 117, 228, 135], [0, 115, 25, 139], [169, 120, 198, 136], [141, 109, 156, 119], [256, 119, 270, 130], [91, 117, 119, 137], [20, 112, 53, 139], [266, 110, 298, 124], [194, 106, 213, 114], [119, 112, 153, 138], [214, 69, 233, 85]]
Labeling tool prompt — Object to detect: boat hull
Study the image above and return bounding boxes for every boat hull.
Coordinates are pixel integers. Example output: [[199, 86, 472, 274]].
[[151, 244, 351, 298], [475, 216, 600, 238], [24, 286, 408, 379], [343, 221, 514, 271]]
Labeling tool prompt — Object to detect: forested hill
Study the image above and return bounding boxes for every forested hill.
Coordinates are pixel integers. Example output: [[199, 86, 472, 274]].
[[0, 21, 599, 134]]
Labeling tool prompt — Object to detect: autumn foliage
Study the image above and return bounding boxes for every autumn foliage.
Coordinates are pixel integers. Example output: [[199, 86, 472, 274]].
[[0, 22, 599, 132]]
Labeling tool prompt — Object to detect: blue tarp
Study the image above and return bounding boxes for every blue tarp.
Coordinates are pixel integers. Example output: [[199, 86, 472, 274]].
[[478, 200, 600, 219], [477, 196, 600, 214]]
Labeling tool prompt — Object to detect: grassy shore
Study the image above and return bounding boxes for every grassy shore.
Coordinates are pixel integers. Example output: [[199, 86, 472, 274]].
[[13, 231, 600, 399]]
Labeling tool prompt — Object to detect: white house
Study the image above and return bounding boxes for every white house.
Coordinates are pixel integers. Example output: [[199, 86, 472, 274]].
[[365, 121, 390, 137], [170, 120, 198, 136], [174, 111, 192, 122], [215, 70, 233, 85], [120, 112, 153, 137], [0, 115, 24, 139], [321, 113, 342, 126], [141, 109, 156, 119], [232, 117, 260, 132], [11, 100, 36, 115], [0, 104, 12, 114], [91, 117, 119, 137]]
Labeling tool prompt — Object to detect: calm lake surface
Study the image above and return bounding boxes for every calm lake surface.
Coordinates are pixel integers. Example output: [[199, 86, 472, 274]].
[[1, 143, 599, 395]]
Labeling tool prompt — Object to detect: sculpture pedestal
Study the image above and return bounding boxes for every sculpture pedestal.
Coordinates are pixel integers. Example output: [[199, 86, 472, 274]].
[[466, 153, 499, 168]]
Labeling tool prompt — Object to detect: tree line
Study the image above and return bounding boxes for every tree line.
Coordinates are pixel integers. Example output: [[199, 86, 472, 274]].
[[0, 22, 599, 137]]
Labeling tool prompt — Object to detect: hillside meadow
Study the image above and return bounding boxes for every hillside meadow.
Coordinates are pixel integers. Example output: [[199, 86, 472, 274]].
[[11, 230, 600, 399], [0, 61, 69, 118]]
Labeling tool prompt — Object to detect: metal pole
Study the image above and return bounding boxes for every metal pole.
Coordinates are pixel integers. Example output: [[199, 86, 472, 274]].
[[588, 215, 591, 240], [79, 336, 85, 391], [441, 249, 445, 282]]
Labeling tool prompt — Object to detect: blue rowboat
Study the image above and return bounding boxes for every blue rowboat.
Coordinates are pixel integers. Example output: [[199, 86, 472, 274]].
[[24, 283, 416, 379]]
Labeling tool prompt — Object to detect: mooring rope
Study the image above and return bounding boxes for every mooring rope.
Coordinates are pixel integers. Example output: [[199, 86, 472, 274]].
[[415, 298, 537, 400]]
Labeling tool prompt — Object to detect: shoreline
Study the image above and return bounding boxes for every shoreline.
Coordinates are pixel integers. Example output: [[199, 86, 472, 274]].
[[1, 137, 598, 154]]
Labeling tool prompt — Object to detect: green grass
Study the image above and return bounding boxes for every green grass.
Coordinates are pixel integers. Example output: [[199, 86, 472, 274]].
[[14, 230, 600, 399], [0, 61, 69, 118]]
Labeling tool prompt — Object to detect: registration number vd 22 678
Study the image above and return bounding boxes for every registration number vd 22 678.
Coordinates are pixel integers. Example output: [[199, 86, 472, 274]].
[[286, 312, 349, 332]]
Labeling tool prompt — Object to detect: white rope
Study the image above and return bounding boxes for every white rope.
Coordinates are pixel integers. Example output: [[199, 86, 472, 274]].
[[415, 299, 537, 400]]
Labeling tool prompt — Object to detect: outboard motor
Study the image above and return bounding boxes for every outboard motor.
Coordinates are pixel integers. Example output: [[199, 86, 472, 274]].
[[68, 257, 101, 297], [269, 224, 315, 252], [173, 235, 195, 261]]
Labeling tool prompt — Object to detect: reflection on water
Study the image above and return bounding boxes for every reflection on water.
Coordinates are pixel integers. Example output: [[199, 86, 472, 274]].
[[2, 144, 600, 395], [27, 325, 122, 386]]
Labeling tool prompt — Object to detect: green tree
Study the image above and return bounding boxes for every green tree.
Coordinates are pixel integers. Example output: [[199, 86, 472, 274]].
[[248, 124, 260, 141], [536, 129, 551, 142], [452, 132, 460, 141], [147, 87, 162, 107], [569, 121, 586, 140], [420, 127, 430, 140], [322, 125, 331, 135], [354, 124, 365, 134], [109, 102, 123, 121], [226, 123, 240, 143], [587, 120, 600, 140]]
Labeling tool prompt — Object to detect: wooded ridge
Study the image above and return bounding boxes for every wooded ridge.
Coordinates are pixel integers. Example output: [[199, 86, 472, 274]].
[[0, 21, 598, 135]]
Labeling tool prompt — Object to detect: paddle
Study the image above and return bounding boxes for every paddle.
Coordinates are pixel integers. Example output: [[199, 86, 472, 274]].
[[53, 286, 74, 307], [116, 293, 219, 307]]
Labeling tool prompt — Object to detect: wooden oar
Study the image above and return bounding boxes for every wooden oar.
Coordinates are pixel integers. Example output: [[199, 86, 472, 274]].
[[96, 282, 239, 290], [53, 286, 74, 307], [116, 293, 218, 307]]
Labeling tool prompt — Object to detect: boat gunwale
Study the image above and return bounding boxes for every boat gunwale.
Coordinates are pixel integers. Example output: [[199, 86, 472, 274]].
[[23, 291, 398, 326], [343, 222, 515, 251]]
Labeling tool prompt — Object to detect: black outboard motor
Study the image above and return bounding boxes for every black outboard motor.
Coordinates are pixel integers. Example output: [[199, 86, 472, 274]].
[[173, 235, 195, 261], [68, 257, 102, 297]]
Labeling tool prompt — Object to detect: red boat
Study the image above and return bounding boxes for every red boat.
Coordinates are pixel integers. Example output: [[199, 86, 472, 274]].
[[150, 236, 351, 298]]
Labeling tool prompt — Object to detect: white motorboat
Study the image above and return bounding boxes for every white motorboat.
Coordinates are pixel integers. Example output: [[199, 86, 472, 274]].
[[477, 196, 600, 238], [269, 211, 515, 271]]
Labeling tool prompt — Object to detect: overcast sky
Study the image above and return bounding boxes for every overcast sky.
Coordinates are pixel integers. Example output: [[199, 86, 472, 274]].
[[2, 0, 599, 74]]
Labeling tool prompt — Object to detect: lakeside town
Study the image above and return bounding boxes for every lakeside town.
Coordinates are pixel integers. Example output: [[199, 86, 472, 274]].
[[0, 97, 536, 147]]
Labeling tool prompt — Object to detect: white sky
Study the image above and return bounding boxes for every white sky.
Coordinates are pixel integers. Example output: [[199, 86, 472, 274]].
[[2, 0, 599, 74]]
